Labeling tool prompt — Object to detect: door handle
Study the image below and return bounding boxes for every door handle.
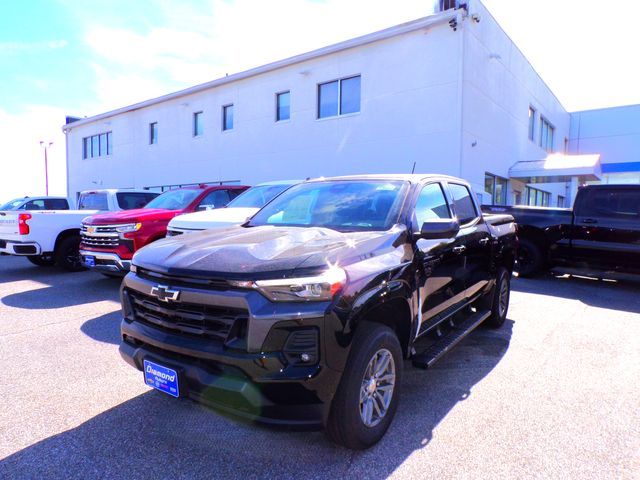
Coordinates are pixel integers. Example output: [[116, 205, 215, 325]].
[[479, 238, 490, 246], [581, 218, 598, 224], [453, 246, 466, 254]]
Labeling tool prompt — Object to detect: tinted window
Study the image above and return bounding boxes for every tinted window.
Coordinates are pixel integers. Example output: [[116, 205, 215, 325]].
[[415, 183, 451, 228], [250, 181, 408, 232], [448, 184, 477, 224], [318, 81, 339, 118], [193, 112, 203, 136], [24, 200, 46, 210], [145, 189, 201, 210], [340, 76, 361, 115], [78, 192, 109, 210], [276, 91, 290, 121], [579, 189, 640, 220], [117, 192, 158, 210], [228, 184, 292, 209], [223, 105, 234, 131], [198, 190, 232, 210], [44, 199, 69, 210]]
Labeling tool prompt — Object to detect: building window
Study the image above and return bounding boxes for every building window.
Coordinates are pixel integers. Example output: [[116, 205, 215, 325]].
[[484, 173, 508, 205], [193, 111, 203, 136], [82, 132, 112, 159], [528, 106, 536, 141], [276, 91, 290, 121], [318, 75, 361, 119], [539, 116, 554, 152], [149, 122, 158, 144], [557, 195, 566, 208], [222, 104, 234, 131], [524, 186, 550, 206]]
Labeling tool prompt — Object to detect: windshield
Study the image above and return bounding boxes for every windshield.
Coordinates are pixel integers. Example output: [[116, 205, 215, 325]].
[[144, 189, 201, 210], [0, 198, 25, 210], [78, 192, 109, 210], [248, 180, 408, 231], [117, 192, 158, 210], [227, 184, 293, 209]]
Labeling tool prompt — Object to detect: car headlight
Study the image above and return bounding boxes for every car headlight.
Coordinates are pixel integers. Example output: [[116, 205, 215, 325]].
[[115, 223, 142, 233], [230, 266, 347, 302]]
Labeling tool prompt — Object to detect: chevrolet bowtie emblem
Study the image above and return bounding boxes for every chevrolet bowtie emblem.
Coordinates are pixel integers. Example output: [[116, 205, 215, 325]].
[[87, 226, 95, 234], [150, 285, 180, 303]]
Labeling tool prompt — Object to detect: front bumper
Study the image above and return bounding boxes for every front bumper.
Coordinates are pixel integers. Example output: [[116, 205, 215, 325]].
[[0, 239, 41, 256], [118, 273, 343, 427], [80, 250, 131, 274]]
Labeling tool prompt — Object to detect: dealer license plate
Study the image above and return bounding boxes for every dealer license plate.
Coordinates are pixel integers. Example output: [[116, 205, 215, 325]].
[[143, 359, 180, 398], [83, 255, 96, 267]]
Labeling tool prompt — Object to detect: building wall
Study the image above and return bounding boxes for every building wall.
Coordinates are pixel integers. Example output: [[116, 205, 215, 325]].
[[460, 0, 571, 206], [65, 22, 463, 199], [570, 104, 640, 184]]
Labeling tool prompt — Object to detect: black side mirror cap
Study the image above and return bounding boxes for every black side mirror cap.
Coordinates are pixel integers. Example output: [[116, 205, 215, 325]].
[[419, 219, 460, 239]]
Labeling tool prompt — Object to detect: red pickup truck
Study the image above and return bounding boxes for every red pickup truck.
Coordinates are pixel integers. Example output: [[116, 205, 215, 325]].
[[79, 184, 248, 275]]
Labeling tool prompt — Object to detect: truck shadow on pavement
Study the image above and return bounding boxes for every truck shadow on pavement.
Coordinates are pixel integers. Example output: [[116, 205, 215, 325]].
[[511, 274, 640, 314], [80, 310, 122, 344], [0, 321, 513, 479]]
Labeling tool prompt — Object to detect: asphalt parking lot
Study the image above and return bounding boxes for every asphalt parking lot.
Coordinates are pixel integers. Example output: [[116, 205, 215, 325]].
[[0, 255, 638, 479]]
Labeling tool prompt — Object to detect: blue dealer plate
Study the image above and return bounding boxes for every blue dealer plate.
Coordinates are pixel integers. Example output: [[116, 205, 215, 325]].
[[143, 359, 180, 398], [83, 255, 96, 267]]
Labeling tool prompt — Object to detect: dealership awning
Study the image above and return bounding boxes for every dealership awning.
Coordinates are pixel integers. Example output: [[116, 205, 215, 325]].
[[508, 154, 602, 183]]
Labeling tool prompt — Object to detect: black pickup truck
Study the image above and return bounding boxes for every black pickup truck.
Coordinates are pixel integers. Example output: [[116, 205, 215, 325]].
[[483, 184, 640, 278], [119, 174, 516, 449]]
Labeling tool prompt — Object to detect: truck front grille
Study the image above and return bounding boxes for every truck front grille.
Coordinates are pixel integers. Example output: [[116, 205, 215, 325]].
[[126, 289, 248, 342], [81, 224, 120, 248]]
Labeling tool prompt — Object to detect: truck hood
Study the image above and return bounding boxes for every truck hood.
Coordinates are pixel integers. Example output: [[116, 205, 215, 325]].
[[84, 208, 179, 225], [133, 224, 408, 280], [169, 208, 259, 230]]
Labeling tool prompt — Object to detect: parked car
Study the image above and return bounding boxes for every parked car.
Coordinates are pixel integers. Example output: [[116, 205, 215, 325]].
[[166, 180, 300, 236], [482, 184, 640, 278], [119, 174, 516, 449], [0, 196, 70, 211], [0, 189, 158, 270], [80, 184, 249, 275]]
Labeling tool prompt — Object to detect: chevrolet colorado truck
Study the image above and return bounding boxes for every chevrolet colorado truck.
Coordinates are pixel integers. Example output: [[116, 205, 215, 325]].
[[0, 189, 158, 270], [119, 174, 516, 449], [166, 180, 299, 236], [482, 184, 640, 278], [80, 184, 249, 275]]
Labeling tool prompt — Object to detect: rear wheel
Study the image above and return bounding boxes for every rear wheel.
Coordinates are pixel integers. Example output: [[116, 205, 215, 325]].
[[325, 323, 402, 449], [481, 267, 511, 328], [26, 254, 55, 267], [55, 235, 85, 272], [516, 238, 544, 277]]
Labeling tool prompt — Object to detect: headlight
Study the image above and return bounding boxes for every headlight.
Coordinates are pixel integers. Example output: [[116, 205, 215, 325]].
[[231, 266, 346, 302], [115, 223, 142, 233]]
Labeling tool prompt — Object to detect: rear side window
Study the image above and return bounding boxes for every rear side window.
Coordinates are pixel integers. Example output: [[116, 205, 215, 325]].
[[24, 200, 46, 210], [117, 192, 157, 210], [414, 183, 451, 228], [78, 193, 109, 210], [448, 184, 478, 225], [44, 199, 69, 210], [578, 189, 640, 220]]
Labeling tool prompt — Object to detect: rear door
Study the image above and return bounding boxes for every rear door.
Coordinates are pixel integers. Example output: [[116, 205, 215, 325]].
[[571, 187, 640, 273], [445, 182, 493, 299], [413, 182, 467, 332]]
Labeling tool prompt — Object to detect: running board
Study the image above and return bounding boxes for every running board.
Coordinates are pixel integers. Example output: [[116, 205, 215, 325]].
[[411, 310, 492, 369]]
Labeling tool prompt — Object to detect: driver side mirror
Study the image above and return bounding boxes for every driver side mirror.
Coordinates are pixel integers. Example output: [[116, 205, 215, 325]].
[[419, 219, 460, 239]]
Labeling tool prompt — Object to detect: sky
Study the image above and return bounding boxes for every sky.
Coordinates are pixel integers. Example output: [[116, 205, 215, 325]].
[[1, 0, 638, 202]]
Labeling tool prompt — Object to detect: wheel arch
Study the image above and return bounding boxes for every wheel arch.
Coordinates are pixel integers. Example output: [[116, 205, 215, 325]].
[[54, 228, 81, 253]]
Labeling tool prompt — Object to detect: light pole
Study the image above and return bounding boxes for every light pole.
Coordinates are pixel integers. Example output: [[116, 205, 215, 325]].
[[39, 141, 53, 196]]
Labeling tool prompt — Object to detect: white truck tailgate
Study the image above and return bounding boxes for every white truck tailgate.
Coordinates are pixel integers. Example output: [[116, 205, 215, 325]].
[[0, 212, 19, 236]]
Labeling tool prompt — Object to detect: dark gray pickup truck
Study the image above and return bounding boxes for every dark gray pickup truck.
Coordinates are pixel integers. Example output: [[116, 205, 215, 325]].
[[483, 184, 640, 278], [119, 174, 516, 449]]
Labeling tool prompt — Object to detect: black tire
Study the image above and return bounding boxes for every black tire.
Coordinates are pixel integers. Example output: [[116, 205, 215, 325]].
[[516, 238, 544, 277], [26, 254, 55, 267], [54, 235, 86, 272], [325, 323, 402, 450], [481, 267, 510, 328]]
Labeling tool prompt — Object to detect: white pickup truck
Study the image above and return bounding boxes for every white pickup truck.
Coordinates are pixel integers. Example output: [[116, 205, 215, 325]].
[[0, 189, 158, 271]]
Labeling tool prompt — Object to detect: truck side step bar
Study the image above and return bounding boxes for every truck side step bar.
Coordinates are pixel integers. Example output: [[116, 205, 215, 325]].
[[412, 309, 492, 369]]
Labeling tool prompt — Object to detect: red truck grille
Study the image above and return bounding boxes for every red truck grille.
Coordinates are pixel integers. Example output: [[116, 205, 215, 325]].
[[81, 224, 120, 248]]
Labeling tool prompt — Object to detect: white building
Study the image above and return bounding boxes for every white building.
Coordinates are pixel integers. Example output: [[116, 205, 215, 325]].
[[62, 0, 638, 208]]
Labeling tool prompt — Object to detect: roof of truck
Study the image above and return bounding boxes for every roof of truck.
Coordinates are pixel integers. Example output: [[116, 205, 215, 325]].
[[307, 174, 470, 184]]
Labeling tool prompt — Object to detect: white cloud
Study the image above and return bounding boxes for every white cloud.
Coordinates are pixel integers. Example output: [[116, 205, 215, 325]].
[[0, 39, 68, 55]]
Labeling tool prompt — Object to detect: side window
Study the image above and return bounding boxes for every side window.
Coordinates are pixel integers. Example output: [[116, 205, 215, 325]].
[[414, 183, 451, 228], [198, 190, 232, 210], [24, 200, 46, 210], [44, 199, 69, 210], [579, 189, 640, 219], [448, 184, 478, 225]]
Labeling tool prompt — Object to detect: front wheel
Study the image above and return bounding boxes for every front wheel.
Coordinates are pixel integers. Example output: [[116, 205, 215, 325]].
[[55, 236, 86, 272], [26, 254, 55, 267], [325, 323, 402, 449]]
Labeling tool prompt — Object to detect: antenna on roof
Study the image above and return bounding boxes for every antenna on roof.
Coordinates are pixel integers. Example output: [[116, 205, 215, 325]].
[[411, 161, 416, 174]]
